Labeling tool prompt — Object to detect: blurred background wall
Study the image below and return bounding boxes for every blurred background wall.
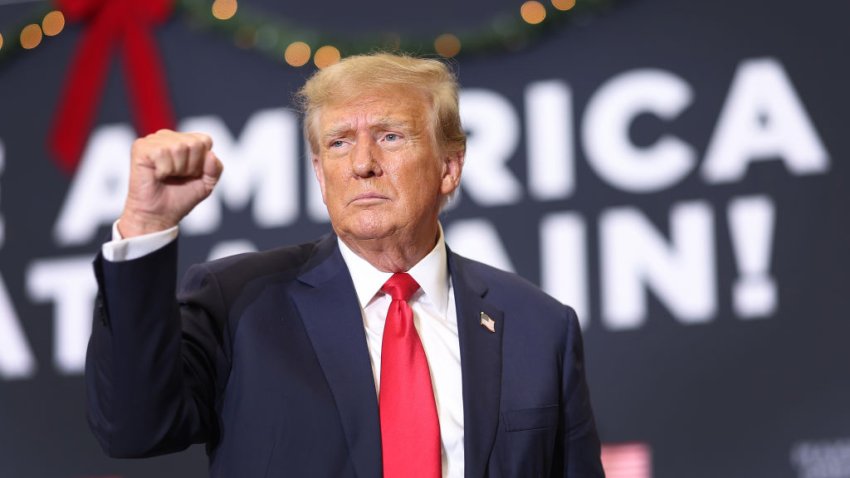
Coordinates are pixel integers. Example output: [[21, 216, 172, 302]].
[[0, 0, 848, 476]]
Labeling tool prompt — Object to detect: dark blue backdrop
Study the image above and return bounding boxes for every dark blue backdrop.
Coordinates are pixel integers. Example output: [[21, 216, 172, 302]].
[[1, 0, 848, 476]]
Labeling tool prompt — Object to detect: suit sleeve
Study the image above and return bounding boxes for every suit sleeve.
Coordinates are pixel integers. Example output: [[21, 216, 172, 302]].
[[555, 306, 606, 477], [86, 240, 227, 458]]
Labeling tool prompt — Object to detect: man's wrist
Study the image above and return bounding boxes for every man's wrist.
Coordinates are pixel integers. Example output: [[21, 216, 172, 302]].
[[105, 220, 179, 262], [117, 210, 178, 238]]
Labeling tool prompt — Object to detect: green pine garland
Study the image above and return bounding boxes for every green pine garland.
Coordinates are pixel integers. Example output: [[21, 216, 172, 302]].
[[0, 0, 614, 68], [176, 0, 615, 61]]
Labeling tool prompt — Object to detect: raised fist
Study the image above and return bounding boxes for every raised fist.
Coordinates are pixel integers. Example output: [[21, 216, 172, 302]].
[[118, 129, 223, 238]]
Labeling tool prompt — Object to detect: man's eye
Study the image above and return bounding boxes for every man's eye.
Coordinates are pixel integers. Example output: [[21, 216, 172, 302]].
[[384, 133, 399, 142], [330, 140, 345, 148]]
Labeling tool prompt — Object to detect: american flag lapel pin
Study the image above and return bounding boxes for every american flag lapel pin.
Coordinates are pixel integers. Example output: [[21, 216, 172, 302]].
[[480, 312, 496, 333]]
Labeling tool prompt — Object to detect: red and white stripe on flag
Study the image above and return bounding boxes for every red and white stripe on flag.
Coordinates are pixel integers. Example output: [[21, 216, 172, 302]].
[[601, 442, 652, 478]]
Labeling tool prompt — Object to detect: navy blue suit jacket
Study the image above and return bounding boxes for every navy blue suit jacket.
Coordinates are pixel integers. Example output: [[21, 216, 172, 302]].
[[87, 234, 603, 477]]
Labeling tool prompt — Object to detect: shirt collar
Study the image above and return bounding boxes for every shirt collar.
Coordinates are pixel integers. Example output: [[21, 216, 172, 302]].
[[337, 224, 449, 314]]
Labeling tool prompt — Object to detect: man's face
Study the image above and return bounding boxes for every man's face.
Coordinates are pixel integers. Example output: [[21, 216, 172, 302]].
[[312, 86, 462, 247]]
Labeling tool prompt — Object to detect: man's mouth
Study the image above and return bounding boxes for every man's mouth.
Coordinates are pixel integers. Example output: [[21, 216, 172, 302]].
[[349, 192, 389, 205]]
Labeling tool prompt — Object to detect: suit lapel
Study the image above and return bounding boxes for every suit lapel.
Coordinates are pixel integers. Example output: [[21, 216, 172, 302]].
[[449, 252, 504, 478], [291, 236, 382, 478]]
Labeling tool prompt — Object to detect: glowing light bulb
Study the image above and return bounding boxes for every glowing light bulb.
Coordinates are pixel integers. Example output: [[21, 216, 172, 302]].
[[285, 41, 311, 67], [212, 0, 238, 20], [434, 33, 461, 58], [551, 0, 575, 11], [314, 45, 341, 69], [42, 11, 65, 36], [520, 1, 547, 24], [20, 24, 43, 50]]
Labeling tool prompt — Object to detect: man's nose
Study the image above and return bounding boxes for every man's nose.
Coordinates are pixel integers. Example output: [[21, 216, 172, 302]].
[[351, 139, 382, 178]]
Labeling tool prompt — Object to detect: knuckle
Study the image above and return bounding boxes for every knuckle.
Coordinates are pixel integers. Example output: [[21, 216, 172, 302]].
[[193, 133, 213, 149], [149, 146, 165, 159], [132, 137, 151, 152], [171, 143, 189, 157], [185, 139, 201, 153]]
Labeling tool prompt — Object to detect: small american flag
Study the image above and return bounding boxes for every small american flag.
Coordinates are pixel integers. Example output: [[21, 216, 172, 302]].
[[601, 442, 652, 478], [480, 312, 496, 333]]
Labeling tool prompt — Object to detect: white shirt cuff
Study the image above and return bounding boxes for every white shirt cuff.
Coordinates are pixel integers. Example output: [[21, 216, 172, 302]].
[[101, 220, 179, 262]]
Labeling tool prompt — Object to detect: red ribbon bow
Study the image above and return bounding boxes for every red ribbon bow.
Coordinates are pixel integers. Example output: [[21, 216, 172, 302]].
[[50, 0, 175, 174]]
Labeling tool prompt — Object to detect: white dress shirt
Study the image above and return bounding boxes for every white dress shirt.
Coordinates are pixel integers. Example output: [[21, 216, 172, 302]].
[[337, 230, 464, 478], [102, 223, 466, 477]]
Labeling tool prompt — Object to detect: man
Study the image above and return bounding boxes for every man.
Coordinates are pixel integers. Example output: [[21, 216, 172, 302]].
[[87, 53, 604, 477]]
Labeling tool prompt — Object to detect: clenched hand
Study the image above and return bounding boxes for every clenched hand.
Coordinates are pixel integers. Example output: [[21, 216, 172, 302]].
[[118, 130, 223, 238]]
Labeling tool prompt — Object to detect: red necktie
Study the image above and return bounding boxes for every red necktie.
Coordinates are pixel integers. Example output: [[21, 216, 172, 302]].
[[379, 273, 441, 478]]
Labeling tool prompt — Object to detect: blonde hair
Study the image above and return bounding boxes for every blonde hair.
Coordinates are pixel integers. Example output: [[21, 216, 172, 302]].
[[295, 53, 466, 156]]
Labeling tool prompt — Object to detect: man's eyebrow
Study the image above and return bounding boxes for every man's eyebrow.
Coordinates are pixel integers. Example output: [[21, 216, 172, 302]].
[[322, 123, 354, 140], [370, 117, 411, 130]]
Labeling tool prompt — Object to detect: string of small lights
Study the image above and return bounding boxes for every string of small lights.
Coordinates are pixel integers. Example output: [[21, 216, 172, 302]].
[[0, 5, 63, 66], [186, 0, 612, 68], [0, 0, 612, 69]]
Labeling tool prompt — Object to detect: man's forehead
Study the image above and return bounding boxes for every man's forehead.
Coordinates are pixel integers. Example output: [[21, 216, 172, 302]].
[[323, 112, 412, 129], [319, 92, 429, 131]]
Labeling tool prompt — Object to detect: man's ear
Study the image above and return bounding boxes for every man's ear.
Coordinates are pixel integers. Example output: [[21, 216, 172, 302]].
[[440, 149, 464, 196], [311, 155, 328, 204]]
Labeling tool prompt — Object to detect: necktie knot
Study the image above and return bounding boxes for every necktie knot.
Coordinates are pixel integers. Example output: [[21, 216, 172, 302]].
[[381, 273, 420, 302]]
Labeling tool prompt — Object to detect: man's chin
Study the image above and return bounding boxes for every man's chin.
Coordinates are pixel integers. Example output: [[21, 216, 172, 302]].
[[335, 221, 395, 243]]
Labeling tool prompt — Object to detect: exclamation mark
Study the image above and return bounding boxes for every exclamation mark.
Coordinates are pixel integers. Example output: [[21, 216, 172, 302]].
[[728, 195, 777, 319]]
